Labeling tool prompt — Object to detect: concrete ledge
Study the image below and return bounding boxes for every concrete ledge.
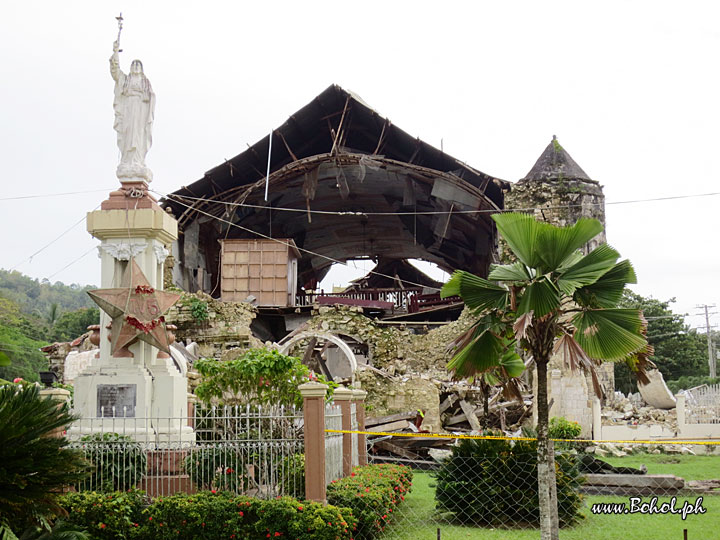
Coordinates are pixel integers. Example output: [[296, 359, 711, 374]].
[[582, 474, 685, 495]]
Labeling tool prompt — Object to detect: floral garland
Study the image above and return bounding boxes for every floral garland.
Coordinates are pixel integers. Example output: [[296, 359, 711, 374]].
[[126, 315, 165, 334]]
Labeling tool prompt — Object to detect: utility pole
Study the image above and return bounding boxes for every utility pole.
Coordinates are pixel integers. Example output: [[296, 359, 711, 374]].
[[696, 304, 718, 378]]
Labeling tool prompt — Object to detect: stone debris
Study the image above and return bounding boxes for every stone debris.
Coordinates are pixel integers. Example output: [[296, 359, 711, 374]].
[[602, 392, 678, 432]]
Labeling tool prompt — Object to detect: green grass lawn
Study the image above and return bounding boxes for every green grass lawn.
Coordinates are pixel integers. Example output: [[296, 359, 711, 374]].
[[600, 453, 720, 481], [381, 455, 720, 540]]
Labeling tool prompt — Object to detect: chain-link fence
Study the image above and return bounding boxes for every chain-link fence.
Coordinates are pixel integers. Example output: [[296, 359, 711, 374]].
[[368, 436, 719, 540]]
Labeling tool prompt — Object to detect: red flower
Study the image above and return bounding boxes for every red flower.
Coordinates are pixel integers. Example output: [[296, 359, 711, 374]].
[[99, 523, 106, 529], [238, 511, 244, 517], [226, 467, 235, 474], [274, 533, 282, 537], [297, 506, 303, 511]]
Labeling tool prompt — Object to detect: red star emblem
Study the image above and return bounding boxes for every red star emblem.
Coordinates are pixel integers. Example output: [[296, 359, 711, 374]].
[[87, 259, 181, 355]]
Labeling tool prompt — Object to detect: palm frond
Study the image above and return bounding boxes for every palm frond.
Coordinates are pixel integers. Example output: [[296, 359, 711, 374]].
[[491, 213, 546, 269], [536, 217, 604, 271], [513, 311, 534, 341], [517, 278, 560, 317], [574, 259, 637, 308], [441, 270, 509, 312], [447, 330, 504, 380], [553, 333, 604, 398], [556, 244, 620, 296], [572, 309, 648, 361], [488, 262, 533, 282]]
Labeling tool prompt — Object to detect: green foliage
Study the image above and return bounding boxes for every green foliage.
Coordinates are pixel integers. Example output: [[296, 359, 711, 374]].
[[0, 385, 89, 535], [184, 447, 305, 497], [140, 491, 356, 540], [549, 416, 583, 451], [666, 375, 720, 394], [182, 297, 209, 322], [433, 436, 584, 527], [79, 433, 146, 492], [0, 269, 95, 322], [616, 291, 708, 394], [0, 322, 48, 383], [327, 464, 413, 539], [194, 348, 335, 407], [49, 308, 99, 343], [59, 490, 146, 540], [549, 416, 582, 440]]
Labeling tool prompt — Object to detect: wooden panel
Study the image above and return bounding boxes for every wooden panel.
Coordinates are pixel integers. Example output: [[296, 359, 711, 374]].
[[236, 278, 248, 291], [249, 264, 261, 278], [275, 278, 286, 291], [249, 278, 260, 291], [235, 251, 249, 264], [262, 277, 274, 291], [249, 251, 261, 263], [222, 278, 234, 291], [224, 265, 236, 278], [237, 265, 249, 278], [274, 264, 287, 278]]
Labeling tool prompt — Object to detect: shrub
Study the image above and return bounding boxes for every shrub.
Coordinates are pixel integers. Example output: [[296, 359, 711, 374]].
[[59, 490, 146, 540], [194, 348, 335, 408], [434, 436, 584, 527], [549, 416, 583, 451], [79, 433, 147, 492], [184, 446, 304, 497], [327, 464, 413, 539], [0, 384, 89, 535], [142, 491, 356, 540]]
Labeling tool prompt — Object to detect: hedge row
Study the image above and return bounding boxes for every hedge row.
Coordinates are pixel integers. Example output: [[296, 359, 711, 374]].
[[327, 464, 413, 539], [60, 491, 355, 540], [59, 464, 412, 540]]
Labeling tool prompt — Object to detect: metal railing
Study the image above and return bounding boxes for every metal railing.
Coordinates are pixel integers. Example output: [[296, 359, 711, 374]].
[[325, 403, 344, 483], [67, 404, 305, 498], [685, 384, 720, 424]]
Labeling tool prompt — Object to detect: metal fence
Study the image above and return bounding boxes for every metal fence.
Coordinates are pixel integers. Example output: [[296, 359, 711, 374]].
[[325, 402, 344, 483], [367, 437, 719, 540], [685, 384, 720, 424], [68, 404, 305, 498]]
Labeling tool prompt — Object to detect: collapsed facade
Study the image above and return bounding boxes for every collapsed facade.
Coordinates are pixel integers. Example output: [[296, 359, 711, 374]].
[[155, 85, 628, 439]]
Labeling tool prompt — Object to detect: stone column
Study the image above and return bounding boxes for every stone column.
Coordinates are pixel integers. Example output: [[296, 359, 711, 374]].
[[300, 381, 328, 503], [334, 386, 354, 476], [675, 394, 686, 437], [352, 389, 368, 466], [40, 388, 71, 439], [71, 188, 192, 443], [592, 397, 602, 441]]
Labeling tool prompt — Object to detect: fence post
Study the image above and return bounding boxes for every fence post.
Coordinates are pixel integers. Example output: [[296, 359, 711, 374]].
[[591, 397, 602, 441], [39, 388, 72, 439], [299, 381, 328, 503], [334, 386, 354, 476], [352, 389, 368, 466], [675, 393, 685, 437]]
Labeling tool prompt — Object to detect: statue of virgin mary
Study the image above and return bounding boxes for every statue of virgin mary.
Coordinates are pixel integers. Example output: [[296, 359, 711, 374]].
[[110, 40, 155, 182]]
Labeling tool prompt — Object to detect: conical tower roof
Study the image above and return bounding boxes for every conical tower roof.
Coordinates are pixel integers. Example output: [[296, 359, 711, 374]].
[[521, 136, 592, 182]]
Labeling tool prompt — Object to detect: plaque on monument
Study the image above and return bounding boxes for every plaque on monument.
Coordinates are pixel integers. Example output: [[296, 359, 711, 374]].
[[97, 384, 137, 417]]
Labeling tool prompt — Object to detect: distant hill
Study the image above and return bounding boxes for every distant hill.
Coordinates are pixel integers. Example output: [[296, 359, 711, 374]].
[[0, 269, 95, 322], [0, 270, 99, 382]]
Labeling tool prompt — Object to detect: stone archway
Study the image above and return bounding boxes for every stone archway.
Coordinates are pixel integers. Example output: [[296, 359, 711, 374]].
[[279, 331, 358, 383]]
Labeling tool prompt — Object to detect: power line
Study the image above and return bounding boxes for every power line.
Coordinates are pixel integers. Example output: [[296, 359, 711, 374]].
[[156, 189, 720, 218], [9, 205, 100, 272], [46, 246, 97, 280], [0, 188, 116, 201]]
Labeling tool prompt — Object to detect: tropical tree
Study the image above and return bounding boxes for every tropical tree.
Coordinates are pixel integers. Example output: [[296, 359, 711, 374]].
[[441, 212, 650, 540], [0, 384, 89, 538]]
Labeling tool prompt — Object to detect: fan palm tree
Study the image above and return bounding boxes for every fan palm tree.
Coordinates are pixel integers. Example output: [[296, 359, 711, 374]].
[[0, 384, 89, 538], [441, 212, 651, 540]]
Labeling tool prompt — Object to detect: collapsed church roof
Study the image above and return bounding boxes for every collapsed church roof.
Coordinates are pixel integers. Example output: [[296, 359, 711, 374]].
[[164, 84, 508, 293]]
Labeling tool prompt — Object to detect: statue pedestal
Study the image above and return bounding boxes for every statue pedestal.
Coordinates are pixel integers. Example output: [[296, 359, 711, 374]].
[[71, 187, 194, 444]]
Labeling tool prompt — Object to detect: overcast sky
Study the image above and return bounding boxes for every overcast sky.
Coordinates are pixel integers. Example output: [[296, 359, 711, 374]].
[[1, 1, 718, 332]]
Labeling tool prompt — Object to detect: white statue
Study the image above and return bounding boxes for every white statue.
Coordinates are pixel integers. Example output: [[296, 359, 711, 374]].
[[110, 28, 155, 182]]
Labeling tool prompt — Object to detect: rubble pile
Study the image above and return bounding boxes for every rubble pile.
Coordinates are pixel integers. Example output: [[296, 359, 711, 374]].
[[602, 393, 678, 432], [167, 292, 260, 359]]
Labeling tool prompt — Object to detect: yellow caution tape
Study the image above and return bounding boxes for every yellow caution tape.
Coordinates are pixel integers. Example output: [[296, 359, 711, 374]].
[[324, 428, 720, 446]]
